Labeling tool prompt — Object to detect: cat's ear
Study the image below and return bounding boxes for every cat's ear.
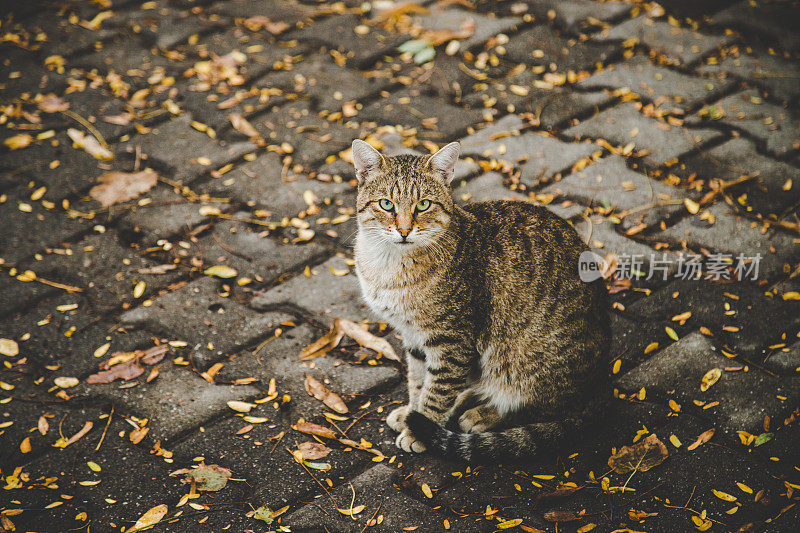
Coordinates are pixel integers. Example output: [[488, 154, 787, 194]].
[[351, 139, 385, 184], [425, 141, 460, 185]]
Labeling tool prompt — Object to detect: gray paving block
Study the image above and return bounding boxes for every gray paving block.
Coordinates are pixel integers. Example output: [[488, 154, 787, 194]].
[[698, 46, 800, 104], [458, 114, 598, 187], [122, 276, 294, 366], [594, 16, 733, 65], [670, 137, 800, 217], [116, 113, 256, 184], [651, 201, 800, 280], [765, 341, 800, 375], [578, 55, 734, 113], [564, 102, 723, 167], [408, 7, 521, 50], [251, 255, 367, 325], [540, 155, 687, 229], [711, 0, 800, 54], [521, 0, 632, 33], [505, 25, 616, 71], [695, 89, 800, 156]]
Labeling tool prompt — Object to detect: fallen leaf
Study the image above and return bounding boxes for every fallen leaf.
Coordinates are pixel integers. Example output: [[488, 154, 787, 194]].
[[204, 265, 238, 278], [87, 359, 144, 383], [20, 437, 31, 453], [608, 433, 669, 474], [129, 426, 149, 444], [713, 489, 737, 501], [335, 318, 400, 361], [241, 16, 291, 34], [227, 400, 256, 413], [687, 428, 715, 450], [229, 113, 261, 139], [38, 416, 49, 435], [38, 95, 70, 113], [4, 133, 33, 150], [700, 368, 721, 392], [305, 374, 348, 414], [67, 128, 113, 160], [297, 441, 332, 460], [337, 505, 365, 516], [171, 464, 232, 491], [299, 326, 344, 359], [89, 169, 158, 207], [498, 518, 523, 528], [53, 421, 93, 448], [126, 504, 168, 532], [293, 421, 337, 439], [140, 345, 168, 365], [54, 377, 79, 388], [0, 339, 20, 356]]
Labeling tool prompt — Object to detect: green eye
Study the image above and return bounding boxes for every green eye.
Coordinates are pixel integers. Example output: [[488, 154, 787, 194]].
[[416, 199, 431, 212], [378, 199, 394, 211]]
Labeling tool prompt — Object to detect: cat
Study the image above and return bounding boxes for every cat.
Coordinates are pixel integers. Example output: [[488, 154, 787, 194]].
[[351, 139, 611, 462]]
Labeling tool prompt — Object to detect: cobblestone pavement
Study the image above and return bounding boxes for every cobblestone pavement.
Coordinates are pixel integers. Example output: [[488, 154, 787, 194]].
[[2, 1, 800, 531]]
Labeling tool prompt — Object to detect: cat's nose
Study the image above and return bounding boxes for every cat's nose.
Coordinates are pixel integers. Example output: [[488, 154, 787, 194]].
[[397, 227, 411, 238]]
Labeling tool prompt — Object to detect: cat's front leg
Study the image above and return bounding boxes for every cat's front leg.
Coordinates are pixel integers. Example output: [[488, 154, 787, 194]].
[[386, 349, 425, 432]]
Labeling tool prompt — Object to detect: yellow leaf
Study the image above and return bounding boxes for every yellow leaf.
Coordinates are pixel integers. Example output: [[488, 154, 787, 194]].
[[644, 342, 659, 354], [684, 199, 700, 214], [612, 359, 621, 374], [4, 133, 34, 150], [0, 338, 19, 357], [79, 480, 101, 486], [204, 265, 238, 278], [337, 505, 365, 516], [532, 474, 555, 479], [227, 401, 255, 413], [94, 342, 111, 358], [54, 377, 79, 388], [736, 482, 752, 494], [669, 434, 682, 448], [20, 437, 31, 453], [127, 504, 168, 531], [133, 281, 146, 299], [665, 327, 679, 341], [577, 524, 596, 533], [668, 399, 681, 412], [88, 461, 101, 472], [700, 368, 722, 392], [45, 501, 63, 509], [421, 483, 433, 498], [782, 291, 800, 300], [712, 489, 737, 501], [497, 519, 523, 529]]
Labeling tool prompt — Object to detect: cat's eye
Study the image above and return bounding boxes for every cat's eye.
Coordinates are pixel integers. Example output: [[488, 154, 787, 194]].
[[416, 199, 432, 212], [378, 199, 394, 211]]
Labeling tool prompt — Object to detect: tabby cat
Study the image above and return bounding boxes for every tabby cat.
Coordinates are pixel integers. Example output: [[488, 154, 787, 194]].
[[351, 139, 610, 462]]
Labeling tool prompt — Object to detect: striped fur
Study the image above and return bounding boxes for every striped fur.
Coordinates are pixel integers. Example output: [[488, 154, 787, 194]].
[[352, 140, 610, 462]]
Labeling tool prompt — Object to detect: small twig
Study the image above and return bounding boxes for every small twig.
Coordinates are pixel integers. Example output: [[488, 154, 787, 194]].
[[287, 447, 338, 506], [95, 405, 114, 451], [61, 109, 108, 148], [211, 232, 253, 261], [359, 497, 383, 533], [347, 481, 357, 521]]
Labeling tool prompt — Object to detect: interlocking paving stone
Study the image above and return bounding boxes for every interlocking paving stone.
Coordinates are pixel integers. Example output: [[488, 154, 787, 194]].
[[670, 137, 800, 217], [260, 53, 392, 113], [463, 77, 612, 128], [21, 229, 180, 312], [698, 46, 800, 104], [116, 113, 256, 184], [0, 131, 106, 202], [286, 463, 476, 532], [108, 3, 224, 50], [616, 331, 800, 434], [457, 114, 598, 187], [540, 155, 688, 230], [594, 16, 733, 65], [216, 324, 400, 418], [694, 88, 800, 156], [504, 24, 616, 71], [358, 88, 486, 142], [454, 171, 586, 220], [249, 100, 361, 167], [209, 0, 318, 23], [652, 201, 800, 280], [564, 102, 724, 166], [509, 0, 631, 33], [408, 7, 521, 51], [624, 278, 800, 367], [190, 214, 330, 282], [711, 0, 800, 54], [75, 361, 262, 442], [288, 13, 404, 68], [0, 188, 94, 265], [121, 276, 294, 367], [578, 55, 734, 113], [251, 255, 366, 325], [765, 341, 800, 375]]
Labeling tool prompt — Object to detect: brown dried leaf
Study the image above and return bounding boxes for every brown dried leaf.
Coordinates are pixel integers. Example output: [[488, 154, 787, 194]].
[[687, 428, 715, 451], [38, 95, 70, 113], [67, 128, 113, 160], [304, 374, 348, 414], [297, 441, 332, 460], [608, 433, 668, 474], [86, 359, 144, 383], [335, 318, 400, 361], [38, 415, 49, 435], [241, 16, 291, 34], [54, 421, 93, 448], [293, 421, 337, 440], [126, 504, 168, 532], [229, 113, 261, 139], [171, 464, 232, 491], [140, 345, 168, 365], [299, 326, 344, 359], [89, 168, 158, 207]]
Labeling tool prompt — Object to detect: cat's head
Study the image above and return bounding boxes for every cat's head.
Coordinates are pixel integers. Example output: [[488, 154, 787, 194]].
[[351, 139, 460, 250]]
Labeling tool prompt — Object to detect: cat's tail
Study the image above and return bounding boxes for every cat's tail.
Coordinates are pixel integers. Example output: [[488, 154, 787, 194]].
[[405, 411, 583, 463]]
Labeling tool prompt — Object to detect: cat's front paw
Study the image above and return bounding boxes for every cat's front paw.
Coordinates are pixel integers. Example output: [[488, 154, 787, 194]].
[[396, 428, 427, 453], [459, 407, 492, 433], [386, 405, 410, 432]]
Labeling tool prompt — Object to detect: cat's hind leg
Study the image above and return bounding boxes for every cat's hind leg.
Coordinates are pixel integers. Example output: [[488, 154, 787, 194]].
[[459, 403, 503, 433], [387, 349, 425, 432]]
